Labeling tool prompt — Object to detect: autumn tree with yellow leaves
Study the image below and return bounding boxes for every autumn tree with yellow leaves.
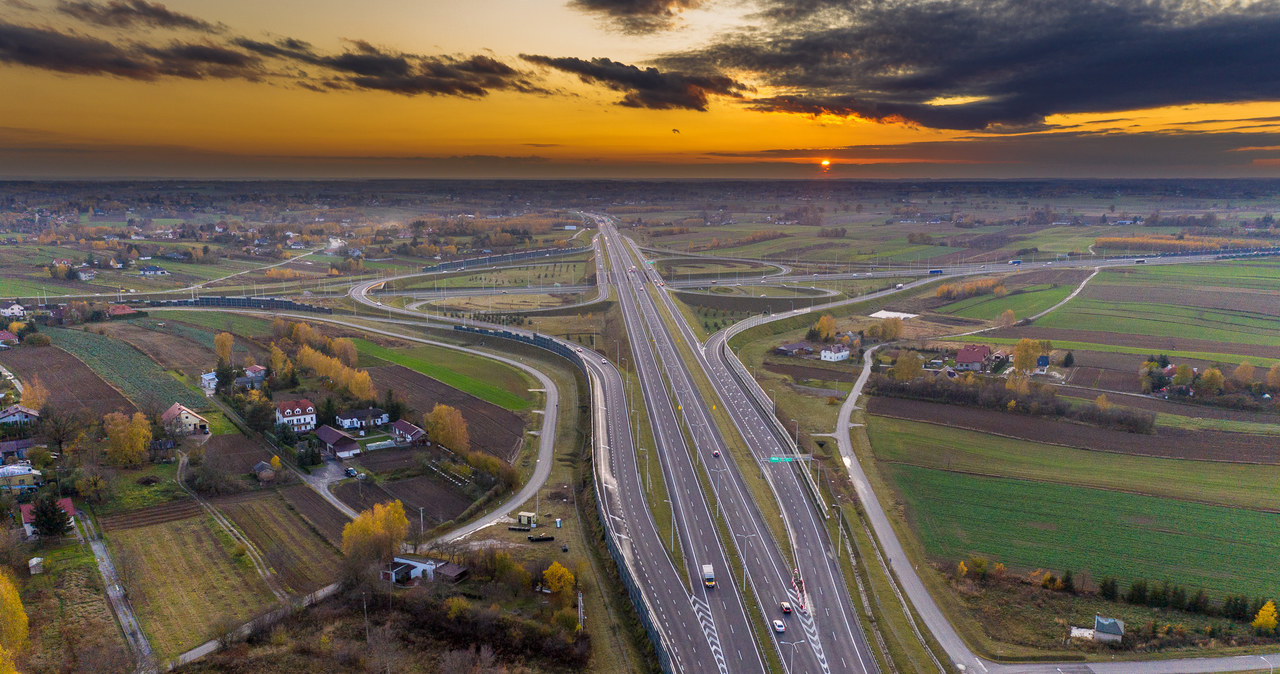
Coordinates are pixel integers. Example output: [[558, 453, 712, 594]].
[[425, 404, 469, 452], [0, 568, 27, 663], [103, 411, 152, 466], [341, 500, 410, 564], [21, 375, 47, 410], [214, 332, 234, 364]]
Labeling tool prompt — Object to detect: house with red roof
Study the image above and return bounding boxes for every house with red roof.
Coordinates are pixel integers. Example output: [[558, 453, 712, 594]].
[[275, 398, 316, 432], [955, 344, 993, 372], [19, 497, 74, 539]]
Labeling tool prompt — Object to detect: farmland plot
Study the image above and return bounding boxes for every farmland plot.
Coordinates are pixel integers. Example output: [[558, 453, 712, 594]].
[[381, 475, 473, 525], [366, 365, 527, 462], [204, 434, 274, 475], [280, 484, 348, 545], [885, 464, 1280, 599], [46, 327, 209, 412], [0, 346, 136, 416], [107, 515, 274, 659], [215, 491, 342, 593]]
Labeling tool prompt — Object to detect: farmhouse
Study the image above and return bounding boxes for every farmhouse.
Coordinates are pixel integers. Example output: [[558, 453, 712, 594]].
[[0, 302, 25, 318], [336, 407, 389, 430], [315, 424, 360, 457], [0, 464, 41, 492], [0, 438, 36, 461], [0, 404, 39, 425], [1036, 355, 1051, 374], [1093, 615, 1125, 644], [162, 403, 208, 435], [18, 497, 74, 539], [955, 344, 992, 372], [775, 342, 813, 356], [138, 265, 169, 276], [390, 419, 425, 445], [0, 330, 17, 345], [820, 344, 850, 362], [275, 398, 316, 432], [391, 554, 444, 581], [107, 304, 136, 317], [76, 269, 97, 282]]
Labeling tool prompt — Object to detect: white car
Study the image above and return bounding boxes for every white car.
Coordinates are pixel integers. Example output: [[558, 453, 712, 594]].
[[576, 347, 583, 353], [772, 620, 786, 633], [601, 358, 607, 364]]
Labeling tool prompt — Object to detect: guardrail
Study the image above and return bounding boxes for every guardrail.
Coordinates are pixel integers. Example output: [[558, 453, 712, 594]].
[[146, 295, 334, 313], [451, 324, 675, 673], [422, 245, 592, 273]]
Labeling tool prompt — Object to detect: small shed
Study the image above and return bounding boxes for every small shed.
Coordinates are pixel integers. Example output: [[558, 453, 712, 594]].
[[435, 562, 468, 584], [1093, 615, 1125, 644], [517, 511, 537, 526], [392, 554, 440, 581], [28, 557, 43, 575], [380, 562, 412, 584], [252, 460, 276, 482]]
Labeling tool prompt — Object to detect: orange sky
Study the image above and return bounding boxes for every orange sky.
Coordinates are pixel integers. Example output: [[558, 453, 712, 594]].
[[4, 0, 1280, 177]]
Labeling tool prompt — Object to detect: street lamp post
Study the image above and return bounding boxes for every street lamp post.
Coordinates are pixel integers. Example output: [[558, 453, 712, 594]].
[[781, 639, 806, 673], [1262, 655, 1274, 674]]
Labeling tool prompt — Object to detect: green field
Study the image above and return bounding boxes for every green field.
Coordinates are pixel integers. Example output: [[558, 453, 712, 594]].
[[353, 338, 533, 411], [958, 335, 1276, 366], [885, 463, 1280, 599], [47, 327, 211, 411], [1036, 298, 1280, 348], [938, 284, 1075, 321], [1098, 258, 1280, 291], [868, 416, 1280, 511], [149, 311, 274, 337]]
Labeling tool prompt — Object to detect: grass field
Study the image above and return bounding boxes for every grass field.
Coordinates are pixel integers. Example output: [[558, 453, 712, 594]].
[[867, 416, 1280, 511], [108, 515, 275, 659], [19, 542, 130, 673], [95, 462, 190, 516], [217, 492, 342, 594], [353, 338, 532, 411], [938, 283, 1075, 320], [1035, 298, 1280, 348], [148, 311, 275, 338], [885, 463, 1280, 599], [1098, 258, 1280, 291]]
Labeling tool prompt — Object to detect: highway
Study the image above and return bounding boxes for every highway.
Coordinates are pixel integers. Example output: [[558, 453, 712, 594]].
[[601, 219, 878, 674], [349, 239, 730, 673]]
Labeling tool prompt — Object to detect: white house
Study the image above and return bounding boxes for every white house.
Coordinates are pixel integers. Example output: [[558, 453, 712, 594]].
[[0, 405, 39, 425], [138, 265, 169, 276], [820, 344, 850, 362], [275, 399, 316, 432], [336, 408, 389, 430], [161, 402, 209, 435], [0, 302, 25, 318], [200, 371, 218, 394], [391, 554, 442, 581]]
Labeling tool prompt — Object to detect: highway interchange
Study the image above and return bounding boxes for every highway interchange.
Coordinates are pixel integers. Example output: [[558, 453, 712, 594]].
[[347, 223, 1280, 674]]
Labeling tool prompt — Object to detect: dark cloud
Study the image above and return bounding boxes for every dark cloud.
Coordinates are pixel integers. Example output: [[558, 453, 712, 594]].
[[0, 16, 536, 97], [657, 0, 1280, 130], [58, 0, 218, 31], [522, 55, 746, 110], [568, 0, 703, 33]]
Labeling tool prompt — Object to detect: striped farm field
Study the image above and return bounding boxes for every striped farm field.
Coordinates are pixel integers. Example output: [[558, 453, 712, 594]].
[[884, 464, 1280, 599], [107, 515, 274, 659], [216, 491, 342, 593], [938, 283, 1074, 321]]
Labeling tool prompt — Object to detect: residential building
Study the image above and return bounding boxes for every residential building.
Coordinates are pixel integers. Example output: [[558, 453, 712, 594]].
[[161, 403, 209, 435], [389, 419, 425, 445], [0, 302, 25, 318], [392, 554, 442, 581], [19, 497, 74, 539], [820, 344, 850, 362], [107, 304, 136, 317], [0, 405, 39, 425], [275, 399, 316, 432], [0, 330, 17, 345], [199, 371, 218, 394], [315, 424, 360, 457], [0, 438, 36, 461], [1093, 615, 1125, 644], [76, 269, 97, 282], [1036, 355, 1051, 374], [0, 464, 41, 492], [138, 265, 169, 276], [955, 344, 992, 372], [336, 408, 389, 430]]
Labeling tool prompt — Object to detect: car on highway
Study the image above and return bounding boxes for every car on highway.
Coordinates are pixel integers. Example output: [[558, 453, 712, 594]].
[[601, 358, 607, 364], [576, 347, 583, 353], [713, 449, 721, 457], [780, 601, 792, 614], [772, 620, 786, 633]]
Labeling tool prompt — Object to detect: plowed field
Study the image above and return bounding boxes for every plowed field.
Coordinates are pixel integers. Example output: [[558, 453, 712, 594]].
[[0, 346, 136, 415], [204, 434, 273, 474], [280, 484, 348, 545]]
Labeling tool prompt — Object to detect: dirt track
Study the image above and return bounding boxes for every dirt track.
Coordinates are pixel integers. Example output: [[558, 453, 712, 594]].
[[867, 396, 1280, 464]]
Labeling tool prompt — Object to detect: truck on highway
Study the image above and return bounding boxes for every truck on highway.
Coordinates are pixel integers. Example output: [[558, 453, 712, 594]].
[[702, 564, 716, 588], [1008, 259, 1022, 265], [928, 268, 943, 275], [895, 283, 905, 289]]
